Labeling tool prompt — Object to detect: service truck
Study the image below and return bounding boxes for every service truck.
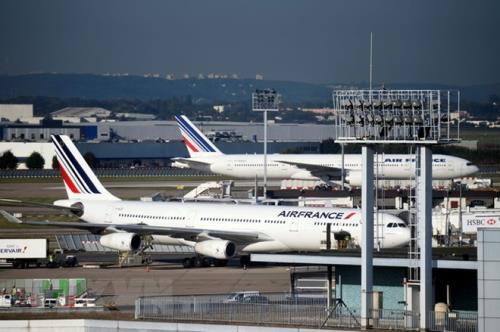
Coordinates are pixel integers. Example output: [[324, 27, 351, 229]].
[[0, 239, 77, 268]]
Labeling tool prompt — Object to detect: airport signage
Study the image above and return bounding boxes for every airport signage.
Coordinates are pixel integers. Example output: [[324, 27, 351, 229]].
[[463, 215, 500, 234]]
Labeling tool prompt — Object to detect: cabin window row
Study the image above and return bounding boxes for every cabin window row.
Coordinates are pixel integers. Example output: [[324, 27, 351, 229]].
[[199, 217, 286, 224], [118, 213, 185, 220], [314, 222, 357, 227], [234, 163, 280, 167], [200, 217, 261, 223]]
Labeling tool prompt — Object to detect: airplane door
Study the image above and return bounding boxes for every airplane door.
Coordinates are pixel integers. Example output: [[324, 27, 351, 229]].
[[289, 220, 298, 232], [186, 210, 197, 228], [104, 207, 113, 224], [403, 159, 412, 174], [447, 159, 454, 174]]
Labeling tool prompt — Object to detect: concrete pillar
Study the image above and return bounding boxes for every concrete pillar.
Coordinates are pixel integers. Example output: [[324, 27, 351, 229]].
[[478, 229, 500, 332], [327, 265, 333, 309], [418, 145, 432, 330], [361, 145, 374, 329]]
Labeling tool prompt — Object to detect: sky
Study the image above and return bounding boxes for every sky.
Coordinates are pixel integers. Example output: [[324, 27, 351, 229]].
[[0, 0, 499, 86]]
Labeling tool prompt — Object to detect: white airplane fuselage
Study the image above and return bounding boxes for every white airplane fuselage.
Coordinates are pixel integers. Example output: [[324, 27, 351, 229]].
[[174, 153, 478, 185], [71, 200, 410, 250]]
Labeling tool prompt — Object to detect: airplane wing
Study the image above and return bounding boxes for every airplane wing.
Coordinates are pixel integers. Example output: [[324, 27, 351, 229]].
[[0, 210, 269, 245], [0, 198, 83, 213], [171, 157, 211, 168], [276, 160, 344, 179]]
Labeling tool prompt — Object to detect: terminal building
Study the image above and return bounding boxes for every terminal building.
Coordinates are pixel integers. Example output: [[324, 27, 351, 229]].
[[0, 108, 331, 168]]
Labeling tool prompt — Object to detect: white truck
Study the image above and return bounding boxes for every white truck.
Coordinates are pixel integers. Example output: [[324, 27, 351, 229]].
[[0, 239, 77, 268]]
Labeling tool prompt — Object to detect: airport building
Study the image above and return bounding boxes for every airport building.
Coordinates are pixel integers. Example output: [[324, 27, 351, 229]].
[[0, 140, 320, 169], [0, 104, 34, 122], [72, 120, 335, 143], [0, 117, 329, 168]]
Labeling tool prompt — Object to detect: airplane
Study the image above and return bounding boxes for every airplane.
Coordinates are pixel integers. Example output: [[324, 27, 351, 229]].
[[0, 135, 410, 263], [172, 115, 479, 186]]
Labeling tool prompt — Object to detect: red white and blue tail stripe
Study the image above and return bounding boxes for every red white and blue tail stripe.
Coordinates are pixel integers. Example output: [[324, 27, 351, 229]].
[[51, 135, 119, 201], [175, 115, 223, 157]]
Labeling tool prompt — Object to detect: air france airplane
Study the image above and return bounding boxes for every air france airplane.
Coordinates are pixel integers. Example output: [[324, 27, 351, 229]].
[[1, 135, 410, 261], [172, 115, 478, 186]]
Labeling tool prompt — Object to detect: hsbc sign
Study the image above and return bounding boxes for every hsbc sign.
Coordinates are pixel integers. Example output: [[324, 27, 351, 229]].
[[463, 215, 500, 234]]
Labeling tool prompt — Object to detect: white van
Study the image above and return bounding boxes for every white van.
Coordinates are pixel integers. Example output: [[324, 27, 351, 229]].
[[0, 295, 12, 307], [223, 291, 260, 303]]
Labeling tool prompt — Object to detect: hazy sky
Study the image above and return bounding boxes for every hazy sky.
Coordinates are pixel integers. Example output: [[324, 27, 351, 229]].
[[1, 0, 499, 85]]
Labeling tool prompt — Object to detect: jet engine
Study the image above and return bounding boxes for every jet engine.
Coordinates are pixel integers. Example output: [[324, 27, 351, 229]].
[[194, 240, 236, 259], [345, 171, 362, 187], [290, 170, 316, 180], [100, 233, 141, 251]]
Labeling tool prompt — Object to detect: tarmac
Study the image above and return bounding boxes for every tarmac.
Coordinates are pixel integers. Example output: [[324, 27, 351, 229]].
[[0, 265, 291, 310], [0, 178, 292, 319]]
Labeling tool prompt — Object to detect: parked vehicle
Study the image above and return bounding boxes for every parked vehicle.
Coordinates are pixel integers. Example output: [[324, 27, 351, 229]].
[[223, 291, 261, 303], [241, 295, 269, 304], [0, 239, 77, 268], [0, 294, 12, 307]]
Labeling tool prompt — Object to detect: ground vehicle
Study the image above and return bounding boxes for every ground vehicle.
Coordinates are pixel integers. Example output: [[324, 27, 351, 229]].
[[0, 239, 77, 268], [224, 291, 261, 303], [241, 295, 269, 304], [0, 239, 47, 268], [181, 255, 228, 268], [0, 295, 12, 307]]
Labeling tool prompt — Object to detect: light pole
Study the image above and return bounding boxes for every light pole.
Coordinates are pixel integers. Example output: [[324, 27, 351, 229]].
[[458, 180, 463, 244], [333, 89, 460, 330], [252, 89, 280, 198]]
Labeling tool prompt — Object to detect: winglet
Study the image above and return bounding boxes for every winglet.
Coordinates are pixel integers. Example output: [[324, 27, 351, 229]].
[[0, 210, 23, 224]]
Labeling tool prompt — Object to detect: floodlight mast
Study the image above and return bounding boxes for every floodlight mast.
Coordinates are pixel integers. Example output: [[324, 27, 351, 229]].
[[252, 89, 280, 198], [332, 89, 460, 330]]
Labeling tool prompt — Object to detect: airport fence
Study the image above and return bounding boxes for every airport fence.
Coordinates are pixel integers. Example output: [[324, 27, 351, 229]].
[[135, 293, 361, 329], [135, 294, 477, 331], [428, 310, 478, 332], [370, 309, 419, 330]]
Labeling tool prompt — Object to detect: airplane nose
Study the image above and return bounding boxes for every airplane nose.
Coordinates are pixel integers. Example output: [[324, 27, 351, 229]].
[[403, 228, 411, 246], [461, 162, 479, 177]]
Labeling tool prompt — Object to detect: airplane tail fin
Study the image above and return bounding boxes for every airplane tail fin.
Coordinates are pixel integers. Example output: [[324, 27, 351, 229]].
[[175, 115, 223, 158], [51, 135, 120, 201]]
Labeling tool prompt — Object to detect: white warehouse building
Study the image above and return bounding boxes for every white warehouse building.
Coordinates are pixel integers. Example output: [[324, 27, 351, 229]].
[[0, 142, 55, 169], [0, 104, 34, 122]]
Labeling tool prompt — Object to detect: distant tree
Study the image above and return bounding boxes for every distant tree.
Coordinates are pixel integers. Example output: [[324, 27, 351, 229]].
[[25, 152, 45, 169], [281, 147, 305, 154], [52, 155, 59, 169], [0, 150, 18, 169], [319, 139, 342, 154], [83, 152, 100, 168]]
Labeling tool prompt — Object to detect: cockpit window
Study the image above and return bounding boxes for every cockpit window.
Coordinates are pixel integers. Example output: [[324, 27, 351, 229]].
[[466, 162, 473, 166], [387, 223, 395, 228], [398, 223, 407, 228]]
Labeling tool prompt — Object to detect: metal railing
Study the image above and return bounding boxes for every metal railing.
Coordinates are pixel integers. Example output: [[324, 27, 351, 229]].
[[135, 293, 360, 329], [371, 309, 419, 330], [428, 311, 478, 332], [135, 294, 477, 331]]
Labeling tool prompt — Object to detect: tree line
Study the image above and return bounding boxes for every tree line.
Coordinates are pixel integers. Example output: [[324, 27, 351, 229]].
[[0, 151, 98, 169]]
